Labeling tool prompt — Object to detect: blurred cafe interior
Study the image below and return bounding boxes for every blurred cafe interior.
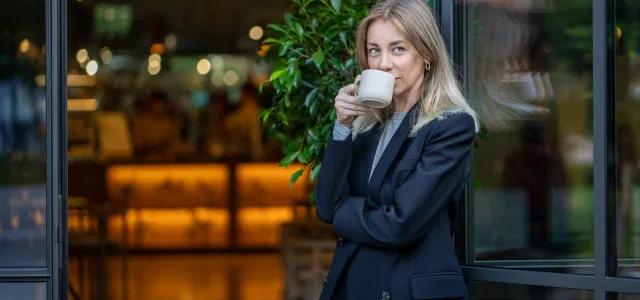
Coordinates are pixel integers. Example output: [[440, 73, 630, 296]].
[[62, 0, 323, 299], [3, 0, 331, 299]]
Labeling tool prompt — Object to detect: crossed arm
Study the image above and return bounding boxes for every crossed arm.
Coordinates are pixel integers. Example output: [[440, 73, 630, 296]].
[[314, 113, 475, 249]]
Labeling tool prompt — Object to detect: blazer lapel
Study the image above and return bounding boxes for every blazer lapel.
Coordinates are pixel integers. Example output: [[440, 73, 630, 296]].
[[367, 106, 417, 200], [362, 126, 379, 189]]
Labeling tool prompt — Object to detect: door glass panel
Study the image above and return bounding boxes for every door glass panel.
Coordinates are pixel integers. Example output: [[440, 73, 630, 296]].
[[462, 0, 594, 273], [0, 282, 47, 300], [469, 281, 594, 300], [0, 0, 48, 268], [613, 0, 640, 279]]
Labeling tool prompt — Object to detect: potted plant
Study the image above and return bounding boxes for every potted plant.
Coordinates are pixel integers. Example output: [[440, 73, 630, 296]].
[[260, 0, 375, 196], [259, 0, 375, 298]]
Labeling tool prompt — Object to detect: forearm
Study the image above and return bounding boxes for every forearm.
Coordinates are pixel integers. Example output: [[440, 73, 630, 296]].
[[314, 124, 353, 223]]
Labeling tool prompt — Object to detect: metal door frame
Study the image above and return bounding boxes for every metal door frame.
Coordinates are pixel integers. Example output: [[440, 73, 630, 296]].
[[0, 0, 68, 298], [48, 0, 69, 298]]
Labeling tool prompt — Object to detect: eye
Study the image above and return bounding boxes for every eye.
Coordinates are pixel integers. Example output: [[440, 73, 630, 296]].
[[392, 46, 406, 53], [368, 48, 380, 55]]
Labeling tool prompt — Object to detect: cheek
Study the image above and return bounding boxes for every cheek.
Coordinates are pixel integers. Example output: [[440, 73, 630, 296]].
[[367, 57, 378, 69]]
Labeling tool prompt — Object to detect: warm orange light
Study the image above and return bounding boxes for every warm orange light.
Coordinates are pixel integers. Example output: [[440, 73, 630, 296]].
[[256, 44, 270, 57], [238, 207, 294, 246], [102, 163, 309, 249], [67, 98, 98, 111], [104, 208, 230, 248], [150, 43, 166, 55], [107, 165, 230, 207], [236, 163, 308, 206]]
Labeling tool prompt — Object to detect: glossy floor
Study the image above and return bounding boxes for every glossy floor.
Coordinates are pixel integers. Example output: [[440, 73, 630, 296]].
[[68, 253, 284, 300]]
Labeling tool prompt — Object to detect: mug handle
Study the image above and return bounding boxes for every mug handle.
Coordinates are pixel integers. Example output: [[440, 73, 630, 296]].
[[353, 75, 361, 99]]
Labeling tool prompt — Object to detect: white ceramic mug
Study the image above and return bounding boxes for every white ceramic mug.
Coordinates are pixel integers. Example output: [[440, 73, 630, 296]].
[[354, 69, 395, 109]]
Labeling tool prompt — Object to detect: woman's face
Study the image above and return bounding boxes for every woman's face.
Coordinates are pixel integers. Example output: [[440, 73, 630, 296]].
[[366, 18, 427, 102]]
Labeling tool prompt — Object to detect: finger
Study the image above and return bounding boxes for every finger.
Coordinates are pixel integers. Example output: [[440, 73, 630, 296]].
[[354, 75, 361, 84], [336, 101, 370, 113], [338, 83, 358, 95], [338, 108, 369, 116], [336, 100, 369, 112], [335, 94, 360, 105]]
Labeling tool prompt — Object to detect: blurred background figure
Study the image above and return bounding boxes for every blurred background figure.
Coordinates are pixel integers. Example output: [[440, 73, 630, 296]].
[[224, 83, 264, 161], [132, 91, 181, 161]]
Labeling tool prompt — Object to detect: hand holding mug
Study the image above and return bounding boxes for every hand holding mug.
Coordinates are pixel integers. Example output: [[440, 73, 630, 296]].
[[334, 75, 369, 128]]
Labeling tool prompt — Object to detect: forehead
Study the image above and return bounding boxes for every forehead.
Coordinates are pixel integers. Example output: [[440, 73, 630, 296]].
[[366, 18, 407, 44]]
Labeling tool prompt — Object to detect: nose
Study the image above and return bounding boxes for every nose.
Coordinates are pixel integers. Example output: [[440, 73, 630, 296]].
[[379, 53, 392, 72]]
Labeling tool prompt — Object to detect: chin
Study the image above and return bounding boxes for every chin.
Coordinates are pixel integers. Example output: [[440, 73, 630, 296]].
[[393, 88, 406, 98]]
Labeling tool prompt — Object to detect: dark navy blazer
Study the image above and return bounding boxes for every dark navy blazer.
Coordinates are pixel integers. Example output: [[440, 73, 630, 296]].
[[315, 108, 475, 300]]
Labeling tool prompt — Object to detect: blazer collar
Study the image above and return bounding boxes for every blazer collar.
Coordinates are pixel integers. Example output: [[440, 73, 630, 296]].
[[367, 104, 419, 200]]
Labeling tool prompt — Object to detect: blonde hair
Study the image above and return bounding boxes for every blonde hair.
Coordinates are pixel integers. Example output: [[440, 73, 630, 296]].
[[352, 0, 479, 138]]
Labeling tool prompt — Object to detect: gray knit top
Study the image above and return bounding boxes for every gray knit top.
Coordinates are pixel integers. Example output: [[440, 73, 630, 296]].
[[332, 112, 407, 181]]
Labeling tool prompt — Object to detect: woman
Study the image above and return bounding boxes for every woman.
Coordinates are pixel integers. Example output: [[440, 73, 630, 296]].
[[314, 0, 479, 299]]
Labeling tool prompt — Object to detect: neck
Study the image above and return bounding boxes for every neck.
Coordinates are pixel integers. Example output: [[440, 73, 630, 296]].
[[393, 85, 422, 113]]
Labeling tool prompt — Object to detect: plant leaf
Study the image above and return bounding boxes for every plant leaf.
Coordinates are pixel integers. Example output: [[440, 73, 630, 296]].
[[293, 21, 304, 38], [304, 87, 320, 107], [309, 97, 319, 115], [292, 67, 302, 88], [261, 109, 271, 124], [284, 94, 292, 107], [331, 0, 341, 12], [312, 50, 325, 69], [277, 109, 289, 127], [280, 152, 299, 167], [266, 24, 287, 34], [279, 41, 293, 57], [270, 70, 284, 82], [262, 38, 279, 44], [290, 169, 305, 187], [284, 13, 294, 27], [258, 80, 267, 93], [311, 163, 322, 181]]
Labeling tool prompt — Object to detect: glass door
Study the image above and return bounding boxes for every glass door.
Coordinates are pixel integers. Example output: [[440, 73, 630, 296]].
[[0, 0, 66, 299]]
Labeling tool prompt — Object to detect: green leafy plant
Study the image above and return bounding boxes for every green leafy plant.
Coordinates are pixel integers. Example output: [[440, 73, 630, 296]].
[[260, 0, 375, 189]]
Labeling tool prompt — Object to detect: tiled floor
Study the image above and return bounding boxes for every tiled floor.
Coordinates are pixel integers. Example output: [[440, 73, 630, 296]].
[[69, 253, 284, 300]]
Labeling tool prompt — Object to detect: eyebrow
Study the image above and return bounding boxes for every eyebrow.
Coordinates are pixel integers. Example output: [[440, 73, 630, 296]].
[[366, 40, 406, 47]]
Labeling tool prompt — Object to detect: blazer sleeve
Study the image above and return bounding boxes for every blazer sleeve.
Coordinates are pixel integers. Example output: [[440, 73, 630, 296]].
[[332, 113, 475, 249], [314, 127, 354, 224]]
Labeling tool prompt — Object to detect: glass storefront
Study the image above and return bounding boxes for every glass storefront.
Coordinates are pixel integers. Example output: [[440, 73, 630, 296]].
[[614, 0, 640, 280], [0, 0, 48, 269], [1, 0, 640, 299], [450, 0, 640, 298], [463, 0, 595, 273]]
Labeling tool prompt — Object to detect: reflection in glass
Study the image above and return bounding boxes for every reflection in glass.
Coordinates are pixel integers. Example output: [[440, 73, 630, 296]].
[[614, 0, 640, 279], [463, 0, 594, 272], [469, 281, 593, 300], [0, 282, 46, 300], [0, 0, 47, 267]]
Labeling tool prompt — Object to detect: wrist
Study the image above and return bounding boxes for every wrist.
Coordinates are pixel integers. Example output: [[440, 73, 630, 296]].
[[337, 120, 353, 128]]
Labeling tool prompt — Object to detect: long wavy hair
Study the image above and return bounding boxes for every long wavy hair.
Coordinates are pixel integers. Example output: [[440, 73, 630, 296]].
[[351, 0, 479, 139]]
